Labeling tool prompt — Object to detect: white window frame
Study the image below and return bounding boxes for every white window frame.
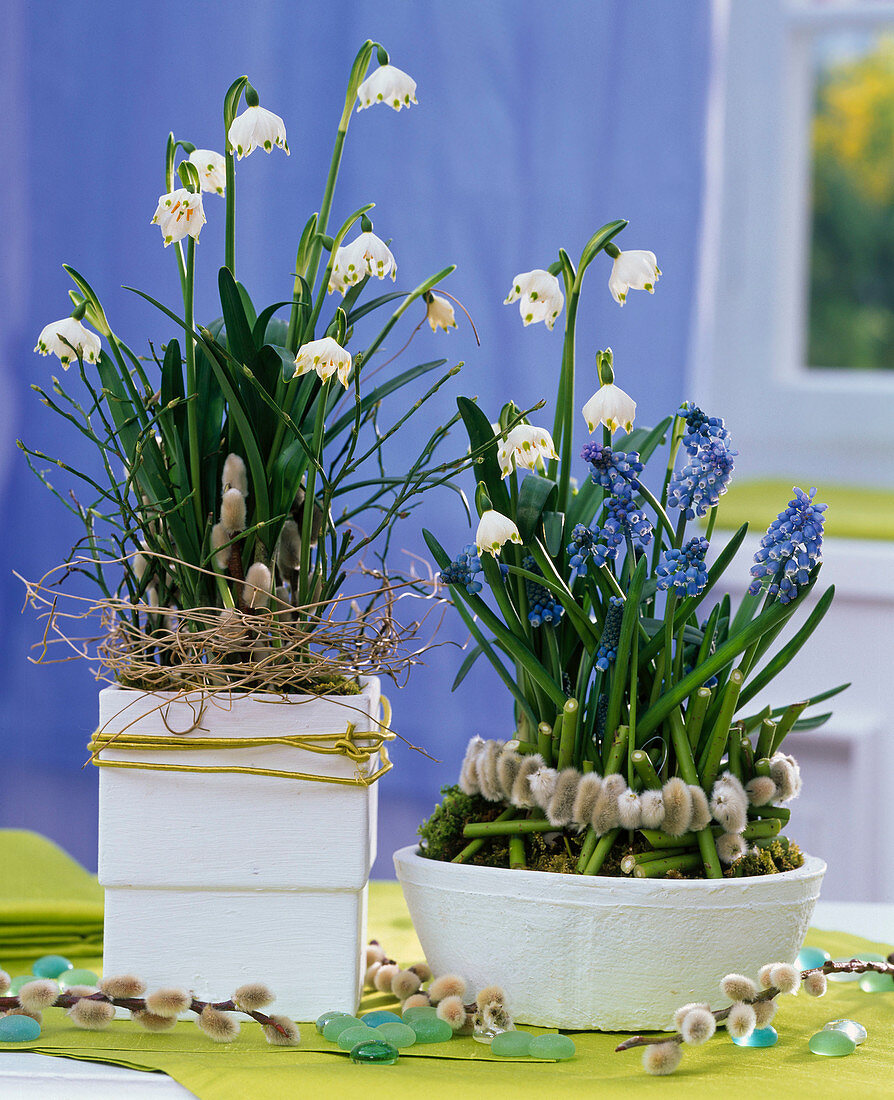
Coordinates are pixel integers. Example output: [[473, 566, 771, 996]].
[[690, 0, 894, 485]]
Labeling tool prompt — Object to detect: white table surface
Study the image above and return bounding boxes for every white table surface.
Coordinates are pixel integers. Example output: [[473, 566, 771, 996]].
[[2, 900, 892, 1099]]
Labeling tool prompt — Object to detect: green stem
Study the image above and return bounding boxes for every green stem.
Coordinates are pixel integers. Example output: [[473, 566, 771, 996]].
[[634, 853, 703, 879], [225, 152, 236, 273], [582, 828, 620, 875], [770, 701, 808, 755], [666, 707, 723, 877], [452, 808, 516, 862], [462, 819, 556, 838], [631, 749, 662, 790], [576, 827, 599, 872], [698, 668, 744, 789], [298, 378, 331, 603], [508, 835, 526, 869], [183, 238, 203, 530], [685, 686, 712, 749], [557, 697, 580, 771], [756, 717, 777, 761], [556, 292, 580, 515]]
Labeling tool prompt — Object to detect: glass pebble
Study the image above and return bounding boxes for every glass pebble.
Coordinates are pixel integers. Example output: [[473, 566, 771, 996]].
[[375, 1022, 417, 1048], [796, 947, 830, 970], [32, 955, 73, 979], [809, 1030, 855, 1057], [823, 1019, 867, 1046], [829, 953, 886, 982], [8, 976, 40, 995], [491, 1030, 533, 1058], [337, 1024, 379, 1050], [362, 1010, 403, 1027], [58, 969, 98, 991], [316, 1011, 354, 1034], [732, 1026, 778, 1048], [349, 1039, 399, 1065], [409, 1016, 454, 1044], [402, 1005, 437, 1021], [322, 1014, 362, 1041], [0, 1015, 41, 1042], [859, 973, 894, 993], [528, 1033, 576, 1060]]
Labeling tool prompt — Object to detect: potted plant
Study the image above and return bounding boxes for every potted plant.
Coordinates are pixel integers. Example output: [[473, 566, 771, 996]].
[[394, 220, 841, 1029], [22, 42, 476, 1020]]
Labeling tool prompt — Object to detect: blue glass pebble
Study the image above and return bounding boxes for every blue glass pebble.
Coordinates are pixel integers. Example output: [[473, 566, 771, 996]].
[[809, 1030, 855, 1057], [796, 947, 830, 970], [361, 1010, 403, 1027], [823, 1019, 867, 1046], [0, 1015, 41, 1042], [32, 955, 73, 979], [732, 1026, 778, 1048], [349, 1039, 399, 1065], [316, 1011, 354, 1034]]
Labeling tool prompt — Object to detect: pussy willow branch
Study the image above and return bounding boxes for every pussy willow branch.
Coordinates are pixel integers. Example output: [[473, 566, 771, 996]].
[[614, 958, 894, 1052]]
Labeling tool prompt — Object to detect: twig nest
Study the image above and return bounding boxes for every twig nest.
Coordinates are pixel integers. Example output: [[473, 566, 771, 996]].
[[436, 995, 467, 1030], [716, 832, 747, 865], [753, 998, 778, 1028], [726, 1002, 757, 1040], [720, 973, 758, 1002], [17, 980, 59, 1012], [572, 773, 603, 828], [234, 983, 275, 1011], [745, 776, 778, 807], [402, 993, 430, 1011], [642, 1041, 683, 1075], [145, 988, 191, 1017], [0, 971, 11, 996], [99, 975, 146, 999], [680, 1007, 716, 1046], [803, 972, 827, 997], [132, 1009, 177, 1031], [769, 963, 801, 995], [673, 1001, 710, 1032], [68, 998, 116, 1030], [660, 778, 692, 837], [391, 969, 423, 1000], [639, 789, 664, 829], [262, 1014, 301, 1046], [511, 755, 545, 808], [408, 963, 432, 983], [197, 1005, 240, 1043], [428, 974, 467, 1004], [547, 769, 581, 827], [475, 984, 505, 1008], [768, 753, 802, 803], [365, 943, 387, 968], [373, 963, 400, 994], [617, 789, 643, 830]]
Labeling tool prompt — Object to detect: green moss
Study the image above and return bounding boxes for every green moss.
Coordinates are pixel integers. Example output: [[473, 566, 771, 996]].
[[417, 786, 507, 865], [724, 838, 805, 878]]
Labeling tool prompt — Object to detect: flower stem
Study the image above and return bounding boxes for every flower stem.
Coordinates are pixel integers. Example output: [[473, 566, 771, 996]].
[[698, 668, 744, 790], [225, 152, 236, 273], [509, 834, 526, 869], [462, 818, 556, 838], [633, 852, 703, 878], [183, 238, 203, 530], [451, 807, 515, 862], [557, 699, 580, 770], [582, 827, 620, 875]]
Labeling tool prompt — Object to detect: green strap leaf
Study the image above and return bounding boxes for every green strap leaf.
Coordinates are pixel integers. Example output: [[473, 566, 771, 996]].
[[456, 396, 511, 514], [516, 474, 557, 544]]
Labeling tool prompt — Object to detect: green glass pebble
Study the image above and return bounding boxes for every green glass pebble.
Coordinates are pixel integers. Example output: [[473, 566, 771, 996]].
[[8, 976, 40, 995], [322, 1014, 362, 1041], [0, 1015, 41, 1042], [362, 1010, 403, 1027], [859, 973, 894, 993], [402, 1005, 437, 1021], [58, 969, 98, 991], [809, 1030, 855, 1057], [528, 1033, 576, 1060], [409, 1016, 454, 1044], [375, 1022, 417, 1048], [823, 1019, 867, 1046], [491, 1030, 533, 1058], [337, 1025, 379, 1051], [797, 947, 831, 970], [857, 953, 887, 962], [316, 1011, 354, 1034], [349, 1039, 399, 1065], [733, 1026, 778, 1048], [32, 955, 73, 979]]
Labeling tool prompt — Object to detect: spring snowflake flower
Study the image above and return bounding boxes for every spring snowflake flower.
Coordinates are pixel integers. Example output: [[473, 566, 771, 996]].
[[151, 188, 206, 247], [293, 337, 352, 388], [582, 383, 637, 434], [476, 509, 522, 557], [656, 537, 710, 596], [498, 424, 559, 477], [748, 487, 826, 605], [666, 404, 736, 519], [356, 63, 418, 112], [425, 293, 457, 333], [188, 149, 227, 196], [504, 270, 564, 330], [34, 317, 101, 368], [328, 232, 397, 295], [227, 105, 289, 159], [608, 249, 660, 305]]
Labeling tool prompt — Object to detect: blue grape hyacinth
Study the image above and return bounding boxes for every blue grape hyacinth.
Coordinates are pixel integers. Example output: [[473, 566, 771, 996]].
[[440, 543, 484, 594], [595, 596, 624, 671], [748, 487, 826, 604], [523, 556, 565, 627], [656, 536, 710, 596], [580, 442, 644, 496], [567, 522, 615, 574], [666, 404, 737, 519]]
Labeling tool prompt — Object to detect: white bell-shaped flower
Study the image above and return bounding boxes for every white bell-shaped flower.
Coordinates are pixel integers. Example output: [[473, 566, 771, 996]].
[[475, 509, 522, 557], [293, 337, 353, 388], [188, 149, 227, 196], [498, 424, 559, 477], [227, 105, 289, 159], [34, 317, 101, 368], [608, 250, 660, 305], [582, 383, 637, 434], [328, 232, 397, 295], [151, 188, 206, 247], [356, 64, 417, 112], [504, 270, 564, 330], [426, 294, 457, 333]]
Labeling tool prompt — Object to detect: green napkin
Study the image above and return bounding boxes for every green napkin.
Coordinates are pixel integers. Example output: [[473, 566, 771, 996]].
[[0, 830, 103, 961]]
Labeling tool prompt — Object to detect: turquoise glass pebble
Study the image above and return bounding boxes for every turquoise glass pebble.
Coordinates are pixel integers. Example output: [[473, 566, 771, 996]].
[[58, 969, 98, 991], [529, 1033, 576, 1060], [0, 1015, 41, 1042], [859, 973, 894, 993], [337, 1025, 379, 1051], [316, 1011, 354, 1035], [796, 947, 831, 970], [362, 1010, 403, 1027], [491, 1030, 533, 1058], [409, 1016, 453, 1044], [374, 1022, 417, 1048], [322, 1015, 362, 1041], [823, 1019, 867, 1046], [8, 976, 41, 995], [733, 1026, 778, 1048], [32, 955, 73, 979], [809, 1030, 856, 1057], [349, 1039, 399, 1065]]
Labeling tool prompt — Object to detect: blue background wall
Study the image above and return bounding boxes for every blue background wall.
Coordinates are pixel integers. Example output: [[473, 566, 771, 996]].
[[0, 0, 711, 873]]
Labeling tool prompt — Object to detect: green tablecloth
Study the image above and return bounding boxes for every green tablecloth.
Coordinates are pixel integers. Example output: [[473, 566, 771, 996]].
[[1, 832, 892, 1098]]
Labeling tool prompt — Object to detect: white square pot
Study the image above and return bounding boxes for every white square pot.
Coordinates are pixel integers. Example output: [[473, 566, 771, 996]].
[[394, 844, 825, 1030], [97, 678, 383, 1020]]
